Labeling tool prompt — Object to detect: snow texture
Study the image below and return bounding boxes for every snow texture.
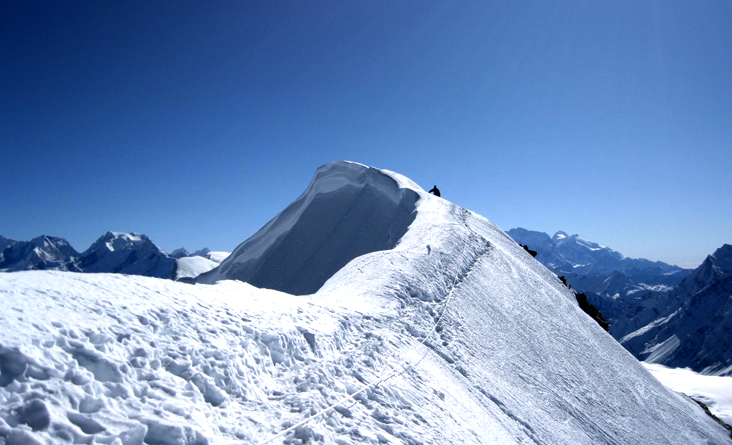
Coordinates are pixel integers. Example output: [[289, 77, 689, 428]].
[[1, 161, 730, 444]]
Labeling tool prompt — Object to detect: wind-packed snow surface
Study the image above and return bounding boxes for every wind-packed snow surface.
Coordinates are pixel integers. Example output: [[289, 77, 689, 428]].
[[1, 161, 730, 444]]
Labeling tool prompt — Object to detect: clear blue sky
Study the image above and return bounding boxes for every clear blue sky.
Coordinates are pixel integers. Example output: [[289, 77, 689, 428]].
[[2, 1, 730, 267]]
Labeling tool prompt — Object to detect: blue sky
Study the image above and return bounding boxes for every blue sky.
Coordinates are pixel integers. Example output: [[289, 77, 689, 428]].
[[2, 1, 730, 267]]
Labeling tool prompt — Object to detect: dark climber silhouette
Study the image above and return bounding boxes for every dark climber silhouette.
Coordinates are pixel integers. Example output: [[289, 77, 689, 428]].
[[428, 186, 441, 197], [520, 244, 537, 258]]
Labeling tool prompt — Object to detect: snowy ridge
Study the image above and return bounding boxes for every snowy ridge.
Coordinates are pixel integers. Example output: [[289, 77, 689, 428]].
[[1, 162, 730, 444], [197, 161, 422, 295]]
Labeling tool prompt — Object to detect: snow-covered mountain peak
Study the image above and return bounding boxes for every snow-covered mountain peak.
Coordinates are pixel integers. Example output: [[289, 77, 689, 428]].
[[0, 235, 79, 271], [310, 161, 425, 197], [681, 244, 732, 293], [197, 161, 423, 294], [92, 231, 160, 253], [29, 235, 77, 257], [79, 231, 175, 278], [191, 247, 211, 257], [621, 244, 732, 375], [554, 231, 612, 252]]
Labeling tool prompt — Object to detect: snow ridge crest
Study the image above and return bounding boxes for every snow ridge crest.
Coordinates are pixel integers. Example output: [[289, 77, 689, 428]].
[[197, 161, 422, 294]]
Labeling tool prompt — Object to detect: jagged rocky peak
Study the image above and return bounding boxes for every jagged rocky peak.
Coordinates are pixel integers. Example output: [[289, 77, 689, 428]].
[[0, 235, 80, 272], [0, 235, 18, 251], [197, 161, 422, 294], [620, 243, 732, 375], [709, 244, 732, 275], [86, 231, 162, 253], [191, 247, 211, 258], [170, 247, 190, 259], [79, 231, 175, 278]]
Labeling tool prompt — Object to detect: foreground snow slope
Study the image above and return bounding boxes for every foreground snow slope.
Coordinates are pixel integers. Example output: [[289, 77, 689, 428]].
[[1, 161, 729, 444]]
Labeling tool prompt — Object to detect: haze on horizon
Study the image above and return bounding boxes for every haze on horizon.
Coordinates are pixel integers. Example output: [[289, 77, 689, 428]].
[[2, 1, 730, 267]]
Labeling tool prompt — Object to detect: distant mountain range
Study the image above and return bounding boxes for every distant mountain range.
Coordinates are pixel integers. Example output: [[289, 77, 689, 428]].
[[506, 228, 692, 330], [619, 244, 732, 375], [507, 228, 691, 300], [0, 235, 81, 272], [0, 232, 228, 280], [508, 228, 732, 376]]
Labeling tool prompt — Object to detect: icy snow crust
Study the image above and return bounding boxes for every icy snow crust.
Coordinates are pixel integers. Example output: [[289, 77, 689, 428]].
[[1, 161, 730, 444]]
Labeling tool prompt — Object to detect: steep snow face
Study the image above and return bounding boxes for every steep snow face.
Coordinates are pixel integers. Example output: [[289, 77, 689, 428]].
[[1, 163, 730, 444], [0, 235, 80, 272], [79, 232, 175, 279], [198, 161, 421, 295], [621, 244, 732, 375]]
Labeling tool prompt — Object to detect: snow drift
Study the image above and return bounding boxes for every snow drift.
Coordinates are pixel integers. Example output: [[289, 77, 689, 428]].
[[197, 162, 419, 295], [1, 161, 730, 444]]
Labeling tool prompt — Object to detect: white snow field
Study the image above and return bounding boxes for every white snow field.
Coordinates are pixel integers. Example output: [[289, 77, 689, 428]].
[[644, 363, 732, 426], [1, 161, 730, 444], [174, 256, 220, 281], [175, 253, 230, 281]]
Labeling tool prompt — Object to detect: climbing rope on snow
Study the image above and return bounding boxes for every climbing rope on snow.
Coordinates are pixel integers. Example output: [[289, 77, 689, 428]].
[[255, 266, 466, 445]]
